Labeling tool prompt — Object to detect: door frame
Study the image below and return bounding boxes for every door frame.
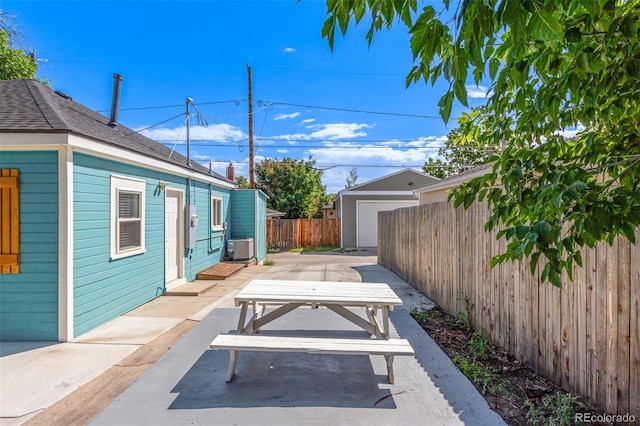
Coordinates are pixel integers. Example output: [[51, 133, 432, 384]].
[[165, 188, 185, 288]]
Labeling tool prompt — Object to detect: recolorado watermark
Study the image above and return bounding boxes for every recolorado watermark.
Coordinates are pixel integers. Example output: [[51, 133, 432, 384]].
[[574, 412, 636, 423]]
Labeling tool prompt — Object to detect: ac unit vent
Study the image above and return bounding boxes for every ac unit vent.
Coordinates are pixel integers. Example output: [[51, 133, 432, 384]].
[[228, 238, 254, 261]]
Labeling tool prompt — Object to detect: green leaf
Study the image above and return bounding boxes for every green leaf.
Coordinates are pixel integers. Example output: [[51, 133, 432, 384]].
[[438, 90, 454, 123], [489, 57, 500, 80], [321, 16, 336, 50], [565, 27, 582, 43], [530, 251, 542, 275], [454, 80, 468, 106], [549, 267, 562, 287], [553, 193, 562, 208], [527, 10, 564, 41], [574, 250, 583, 268], [463, 191, 475, 209]]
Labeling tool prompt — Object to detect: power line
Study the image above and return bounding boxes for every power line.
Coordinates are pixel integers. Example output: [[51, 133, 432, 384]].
[[161, 139, 490, 151], [268, 102, 442, 119], [252, 64, 403, 77], [98, 98, 438, 120], [204, 160, 480, 169], [155, 140, 496, 150], [123, 113, 184, 136], [98, 100, 240, 113]]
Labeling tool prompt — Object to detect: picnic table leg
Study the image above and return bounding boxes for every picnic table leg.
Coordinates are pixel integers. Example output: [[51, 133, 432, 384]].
[[385, 355, 395, 384], [253, 302, 265, 333], [366, 306, 383, 339], [382, 306, 390, 339], [226, 350, 238, 382], [237, 302, 248, 332], [227, 301, 249, 382]]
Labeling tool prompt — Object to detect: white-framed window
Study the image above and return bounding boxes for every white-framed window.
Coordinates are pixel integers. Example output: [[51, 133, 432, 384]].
[[110, 175, 146, 259], [211, 195, 223, 231]]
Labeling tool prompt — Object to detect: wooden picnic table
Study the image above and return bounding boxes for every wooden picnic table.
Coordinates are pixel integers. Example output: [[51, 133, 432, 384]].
[[210, 279, 414, 383]]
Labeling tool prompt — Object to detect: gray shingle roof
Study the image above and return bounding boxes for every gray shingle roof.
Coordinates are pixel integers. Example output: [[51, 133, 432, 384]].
[[0, 79, 231, 182]]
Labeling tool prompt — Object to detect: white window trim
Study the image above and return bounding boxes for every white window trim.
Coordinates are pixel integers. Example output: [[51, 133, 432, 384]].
[[110, 175, 146, 260], [211, 195, 223, 231]]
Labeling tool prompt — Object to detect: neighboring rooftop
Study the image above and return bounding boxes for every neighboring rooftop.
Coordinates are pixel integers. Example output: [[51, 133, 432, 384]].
[[338, 168, 439, 194], [0, 79, 230, 182], [266, 208, 286, 218], [413, 163, 494, 193]]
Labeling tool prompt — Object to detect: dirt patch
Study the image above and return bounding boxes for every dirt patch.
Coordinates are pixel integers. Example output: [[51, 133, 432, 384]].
[[412, 307, 609, 426]]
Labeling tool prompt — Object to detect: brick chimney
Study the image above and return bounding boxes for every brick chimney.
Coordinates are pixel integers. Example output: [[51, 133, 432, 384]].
[[226, 163, 235, 182]]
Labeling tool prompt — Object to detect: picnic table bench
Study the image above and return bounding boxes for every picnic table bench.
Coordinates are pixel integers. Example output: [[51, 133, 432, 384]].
[[210, 279, 415, 384]]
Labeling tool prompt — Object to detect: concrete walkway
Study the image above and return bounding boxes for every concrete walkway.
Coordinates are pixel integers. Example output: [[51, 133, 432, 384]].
[[0, 264, 271, 425], [1, 250, 505, 425]]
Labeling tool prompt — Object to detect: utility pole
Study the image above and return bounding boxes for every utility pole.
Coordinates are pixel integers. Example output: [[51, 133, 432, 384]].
[[247, 64, 255, 189], [186, 97, 193, 167]]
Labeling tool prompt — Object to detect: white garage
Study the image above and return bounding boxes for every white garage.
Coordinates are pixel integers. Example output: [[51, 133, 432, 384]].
[[336, 169, 439, 249], [356, 200, 419, 247]]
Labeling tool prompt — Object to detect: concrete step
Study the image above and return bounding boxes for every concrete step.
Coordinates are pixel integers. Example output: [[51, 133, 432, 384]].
[[164, 281, 218, 296]]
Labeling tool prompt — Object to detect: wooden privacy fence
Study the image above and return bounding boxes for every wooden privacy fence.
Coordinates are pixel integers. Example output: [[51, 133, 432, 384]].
[[267, 218, 340, 250], [379, 201, 639, 417]]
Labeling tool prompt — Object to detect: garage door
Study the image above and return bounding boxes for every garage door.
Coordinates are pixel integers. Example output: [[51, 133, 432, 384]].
[[356, 200, 419, 247]]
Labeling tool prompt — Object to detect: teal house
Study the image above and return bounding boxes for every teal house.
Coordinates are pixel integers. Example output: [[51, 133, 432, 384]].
[[0, 79, 266, 342]]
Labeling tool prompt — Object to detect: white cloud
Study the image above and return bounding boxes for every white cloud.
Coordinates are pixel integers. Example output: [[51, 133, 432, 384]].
[[308, 145, 434, 165], [300, 118, 315, 124], [274, 112, 301, 121], [140, 124, 246, 142], [466, 85, 493, 98], [277, 149, 289, 154], [283, 47, 296, 53], [381, 135, 447, 148], [275, 123, 371, 141]]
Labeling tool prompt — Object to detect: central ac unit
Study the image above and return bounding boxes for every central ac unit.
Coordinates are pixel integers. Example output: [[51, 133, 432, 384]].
[[228, 238, 254, 261]]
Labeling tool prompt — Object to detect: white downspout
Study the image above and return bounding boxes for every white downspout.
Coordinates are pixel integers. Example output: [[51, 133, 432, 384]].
[[254, 190, 259, 264], [339, 192, 344, 249]]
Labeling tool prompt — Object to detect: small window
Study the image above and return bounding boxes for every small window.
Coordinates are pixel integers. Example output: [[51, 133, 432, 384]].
[[111, 175, 146, 259], [211, 195, 223, 230]]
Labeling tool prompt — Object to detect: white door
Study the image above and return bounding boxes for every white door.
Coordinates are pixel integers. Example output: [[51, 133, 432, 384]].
[[165, 190, 182, 283], [356, 200, 419, 247]]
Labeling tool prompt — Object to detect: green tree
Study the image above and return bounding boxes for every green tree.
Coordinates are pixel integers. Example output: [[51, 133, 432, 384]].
[[235, 175, 250, 189], [323, 0, 640, 286], [345, 167, 359, 188], [0, 29, 37, 80], [256, 157, 326, 219], [423, 128, 493, 179]]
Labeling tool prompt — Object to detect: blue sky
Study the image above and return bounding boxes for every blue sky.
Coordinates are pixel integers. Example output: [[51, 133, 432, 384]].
[[2, 0, 491, 193]]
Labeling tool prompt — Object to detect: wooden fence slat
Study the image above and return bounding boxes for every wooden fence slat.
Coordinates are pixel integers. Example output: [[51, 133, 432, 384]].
[[586, 243, 598, 406], [630, 229, 640, 416], [617, 237, 631, 415]]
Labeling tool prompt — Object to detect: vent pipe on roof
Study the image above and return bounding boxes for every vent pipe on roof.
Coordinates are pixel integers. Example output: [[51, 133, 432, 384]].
[[109, 74, 124, 127]]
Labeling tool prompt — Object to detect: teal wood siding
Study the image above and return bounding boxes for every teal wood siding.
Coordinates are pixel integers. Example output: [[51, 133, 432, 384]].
[[73, 153, 230, 336], [0, 151, 59, 340], [183, 180, 230, 281], [229, 190, 267, 263], [74, 153, 164, 336], [230, 190, 255, 239]]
